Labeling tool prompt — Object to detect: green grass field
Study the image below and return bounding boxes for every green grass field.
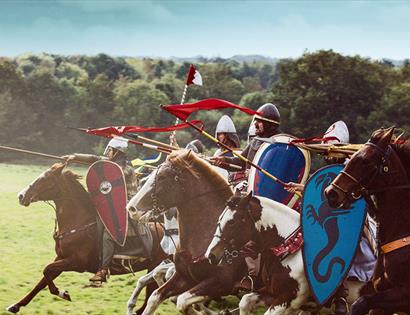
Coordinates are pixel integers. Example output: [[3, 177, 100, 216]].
[[0, 163, 252, 315], [0, 163, 180, 315]]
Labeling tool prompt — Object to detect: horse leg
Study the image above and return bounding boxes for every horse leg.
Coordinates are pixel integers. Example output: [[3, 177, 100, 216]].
[[351, 287, 410, 315], [153, 262, 174, 287], [6, 277, 48, 313], [239, 292, 270, 315], [126, 269, 156, 315], [142, 271, 192, 315], [6, 256, 76, 313], [176, 290, 211, 315], [133, 281, 158, 315], [42, 257, 87, 301], [133, 262, 178, 315]]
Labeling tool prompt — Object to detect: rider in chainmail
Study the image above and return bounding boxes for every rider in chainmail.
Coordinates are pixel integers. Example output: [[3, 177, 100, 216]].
[[64, 138, 144, 283], [211, 103, 281, 291]]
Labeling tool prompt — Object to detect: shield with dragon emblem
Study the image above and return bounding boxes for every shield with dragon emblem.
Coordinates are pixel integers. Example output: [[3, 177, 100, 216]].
[[247, 134, 311, 209], [301, 164, 367, 304], [86, 160, 128, 246]]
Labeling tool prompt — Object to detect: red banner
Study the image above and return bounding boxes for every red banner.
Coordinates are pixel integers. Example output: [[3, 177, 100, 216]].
[[162, 98, 258, 121], [83, 120, 204, 137]]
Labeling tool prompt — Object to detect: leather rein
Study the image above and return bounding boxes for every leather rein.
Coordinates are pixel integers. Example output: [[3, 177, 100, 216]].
[[331, 141, 410, 254]]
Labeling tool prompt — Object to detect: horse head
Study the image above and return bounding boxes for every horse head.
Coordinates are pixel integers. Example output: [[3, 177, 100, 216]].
[[127, 151, 193, 222], [325, 127, 406, 210], [128, 149, 231, 223], [205, 192, 259, 265], [18, 163, 66, 207]]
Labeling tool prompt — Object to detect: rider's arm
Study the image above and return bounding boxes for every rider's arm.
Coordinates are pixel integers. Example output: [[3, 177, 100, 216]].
[[63, 153, 103, 164]]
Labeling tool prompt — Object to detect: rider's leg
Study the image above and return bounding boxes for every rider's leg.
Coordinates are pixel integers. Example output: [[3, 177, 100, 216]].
[[90, 229, 115, 282]]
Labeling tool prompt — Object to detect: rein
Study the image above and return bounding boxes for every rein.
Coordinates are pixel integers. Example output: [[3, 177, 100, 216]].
[[332, 142, 410, 201], [215, 200, 303, 264], [53, 221, 96, 241], [333, 141, 410, 255], [150, 163, 231, 218]]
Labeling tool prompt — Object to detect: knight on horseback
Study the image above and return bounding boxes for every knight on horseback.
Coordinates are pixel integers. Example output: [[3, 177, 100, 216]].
[[64, 138, 151, 283], [213, 114, 246, 186], [211, 103, 281, 290], [286, 120, 377, 315], [212, 103, 280, 173]]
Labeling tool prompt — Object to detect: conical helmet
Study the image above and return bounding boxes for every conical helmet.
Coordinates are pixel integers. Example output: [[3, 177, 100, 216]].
[[323, 121, 349, 144], [103, 138, 128, 155], [215, 115, 237, 135], [254, 103, 280, 125]]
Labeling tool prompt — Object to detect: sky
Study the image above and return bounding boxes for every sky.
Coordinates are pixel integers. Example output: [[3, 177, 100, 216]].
[[0, 0, 409, 60]]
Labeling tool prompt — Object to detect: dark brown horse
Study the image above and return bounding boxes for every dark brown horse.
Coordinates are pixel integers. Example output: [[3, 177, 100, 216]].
[[7, 163, 167, 314], [128, 150, 247, 314], [325, 127, 410, 315]]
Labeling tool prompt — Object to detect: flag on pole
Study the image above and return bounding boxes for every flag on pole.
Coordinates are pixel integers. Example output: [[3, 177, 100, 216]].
[[186, 64, 203, 86], [80, 120, 204, 138], [162, 98, 258, 121]]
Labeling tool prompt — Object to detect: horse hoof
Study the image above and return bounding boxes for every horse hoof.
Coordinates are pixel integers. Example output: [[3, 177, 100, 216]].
[[6, 304, 19, 313], [58, 290, 72, 301]]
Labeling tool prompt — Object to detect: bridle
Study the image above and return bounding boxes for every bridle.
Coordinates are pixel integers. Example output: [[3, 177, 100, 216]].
[[150, 163, 185, 218], [149, 162, 230, 219], [331, 141, 409, 203], [212, 198, 257, 264], [28, 171, 63, 203]]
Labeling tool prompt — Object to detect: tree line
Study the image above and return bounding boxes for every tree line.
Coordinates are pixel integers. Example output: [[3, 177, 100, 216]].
[[0, 50, 409, 162]]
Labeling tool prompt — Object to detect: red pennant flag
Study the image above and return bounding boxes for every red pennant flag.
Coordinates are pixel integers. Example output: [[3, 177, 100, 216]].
[[186, 64, 203, 86], [162, 98, 258, 121], [83, 120, 204, 137]]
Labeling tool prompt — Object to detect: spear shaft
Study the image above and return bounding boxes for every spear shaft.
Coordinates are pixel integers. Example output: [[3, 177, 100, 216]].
[[0, 145, 89, 165], [181, 120, 301, 196]]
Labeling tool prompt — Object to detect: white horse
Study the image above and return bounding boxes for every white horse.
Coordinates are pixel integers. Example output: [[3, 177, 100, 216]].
[[205, 193, 372, 315], [126, 207, 179, 315]]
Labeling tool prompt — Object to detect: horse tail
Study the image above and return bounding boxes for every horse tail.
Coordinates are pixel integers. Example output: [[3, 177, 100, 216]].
[[313, 255, 345, 283]]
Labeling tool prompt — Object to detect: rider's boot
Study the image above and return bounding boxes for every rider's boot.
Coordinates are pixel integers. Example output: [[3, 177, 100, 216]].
[[333, 297, 348, 315], [332, 282, 348, 315], [89, 268, 109, 282]]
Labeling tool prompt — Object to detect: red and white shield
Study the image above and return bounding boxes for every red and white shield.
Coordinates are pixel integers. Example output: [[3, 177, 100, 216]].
[[86, 160, 128, 246]]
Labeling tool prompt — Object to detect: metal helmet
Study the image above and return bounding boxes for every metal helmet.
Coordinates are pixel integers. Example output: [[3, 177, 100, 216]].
[[254, 103, 280, 125], [185, 139, 204, 154], [323, 121, 349, 144], [215, 115, 237, 136], [247, 118, 256, 143], [103, 138, 128, 156]]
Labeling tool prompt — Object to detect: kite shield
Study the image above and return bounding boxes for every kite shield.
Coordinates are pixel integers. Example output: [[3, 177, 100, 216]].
[[248, 134, 310, 209], [86, 160, 128, 246], [301, 164, 366, 304]]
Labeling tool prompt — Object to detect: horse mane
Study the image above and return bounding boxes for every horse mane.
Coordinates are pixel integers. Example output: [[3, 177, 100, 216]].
[[391, 140, 410, 181], [168, 149, 232, 194], [51, 164, 95, 210]]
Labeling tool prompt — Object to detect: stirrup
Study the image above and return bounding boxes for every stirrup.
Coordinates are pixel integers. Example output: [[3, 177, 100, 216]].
[[240, 275, 255, 291]]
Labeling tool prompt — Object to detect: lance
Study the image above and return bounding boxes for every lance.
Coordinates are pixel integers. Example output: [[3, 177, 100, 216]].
[[72, 127, 173, 155], [0, 145, 89, 165], [163, 114, 301, 197], [127, 134, 179, 151], [71, 127, 241, 170]]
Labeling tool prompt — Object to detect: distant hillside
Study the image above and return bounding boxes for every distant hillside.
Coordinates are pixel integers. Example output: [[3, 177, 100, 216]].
[[169, 54, 280, 64]]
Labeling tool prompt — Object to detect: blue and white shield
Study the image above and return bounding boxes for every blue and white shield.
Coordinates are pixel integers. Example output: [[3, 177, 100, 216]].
[[248, 134, 310, 209], [301, 164, 367, 304]]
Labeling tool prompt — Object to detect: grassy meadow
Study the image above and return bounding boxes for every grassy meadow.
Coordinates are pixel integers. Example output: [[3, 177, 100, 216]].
[[0, 163, 180, 315]]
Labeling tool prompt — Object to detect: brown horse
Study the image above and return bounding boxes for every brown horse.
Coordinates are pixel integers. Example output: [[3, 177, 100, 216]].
[[325, 127, 410, 315], [7, 163, 167, 314], [128, 150, 247, 315]]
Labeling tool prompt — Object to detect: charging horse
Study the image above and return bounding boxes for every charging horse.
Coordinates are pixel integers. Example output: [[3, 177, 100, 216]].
[[326, 127, 410, 315], [128, 150, 247, 315], [6, 163, 167, 314]]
